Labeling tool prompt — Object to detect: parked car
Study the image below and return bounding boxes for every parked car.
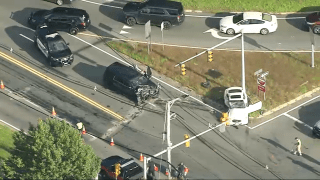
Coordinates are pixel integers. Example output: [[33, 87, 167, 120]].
[[34, 24, 74, 67], [123, 0, 185, 30], [28, 7, 90, 35], [313, 120, 320, 137], [103, 62, 160, 104], [99, 156, 144, 180], [305, 11, 320, 26], [44, 0, 73, 6], [311, 22, 320, 34], [220, 12, 278, 35]]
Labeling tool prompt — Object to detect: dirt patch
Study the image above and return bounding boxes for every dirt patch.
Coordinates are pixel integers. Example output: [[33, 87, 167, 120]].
[[107, 41, 320, 117]]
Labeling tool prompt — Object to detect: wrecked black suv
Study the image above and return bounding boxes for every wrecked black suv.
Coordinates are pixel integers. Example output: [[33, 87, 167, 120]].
[[103, 62, 160, 104]]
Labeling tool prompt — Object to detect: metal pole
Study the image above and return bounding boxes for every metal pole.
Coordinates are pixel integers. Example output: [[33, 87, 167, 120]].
[[174, 33, 242, 67], [312, 43, 315, 68], [162, 29, 164, 51], [143, 157, 147, 179], [241, 32, 246, 92], [166, 101, 172, 179]]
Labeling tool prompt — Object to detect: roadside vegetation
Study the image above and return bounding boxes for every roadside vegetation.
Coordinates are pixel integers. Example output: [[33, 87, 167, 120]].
[[0, 124, 15, 160], [176, 0, 319, 13], [107, 41, 320, 117]]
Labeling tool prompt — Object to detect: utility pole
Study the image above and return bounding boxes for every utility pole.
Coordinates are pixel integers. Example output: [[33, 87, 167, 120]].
[[241, 31, 246, 92]]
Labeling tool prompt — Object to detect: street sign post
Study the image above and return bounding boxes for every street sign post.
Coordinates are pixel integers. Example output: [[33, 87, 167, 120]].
[[309, 26, 315, 68], [145, 20, 151, 54], [255, 69, 269, 100], [161, 22, 164, 50]]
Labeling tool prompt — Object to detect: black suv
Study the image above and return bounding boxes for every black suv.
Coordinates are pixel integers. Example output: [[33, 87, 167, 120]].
[[28, 7, 90, 35], [103, 62, 160, 104], [123, 0, 185, 30], [34, 24, 74, 67], [99, 156, 144, 180]]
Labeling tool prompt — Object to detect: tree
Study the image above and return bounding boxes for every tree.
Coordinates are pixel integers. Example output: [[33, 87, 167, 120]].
[[2, 118, 101, 179]]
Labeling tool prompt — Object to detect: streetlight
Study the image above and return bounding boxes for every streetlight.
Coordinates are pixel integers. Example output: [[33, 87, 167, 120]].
[[165, 94, 189, 179]]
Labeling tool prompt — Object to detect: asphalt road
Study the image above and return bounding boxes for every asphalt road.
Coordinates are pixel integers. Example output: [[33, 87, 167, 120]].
[[1, 0, 320, 179]]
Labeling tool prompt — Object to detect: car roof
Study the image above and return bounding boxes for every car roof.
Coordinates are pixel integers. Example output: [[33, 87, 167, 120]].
[[243, 12, 263, 20], [107, 62, 141, 80], [146, 0, 182, 9], [52, 7, 88, 16], [37, 24, 61, 40]]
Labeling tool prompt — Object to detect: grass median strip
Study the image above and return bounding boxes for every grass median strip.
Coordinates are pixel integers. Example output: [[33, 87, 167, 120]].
[[0, 124, 15, 160], [107, 41, 320, 118]]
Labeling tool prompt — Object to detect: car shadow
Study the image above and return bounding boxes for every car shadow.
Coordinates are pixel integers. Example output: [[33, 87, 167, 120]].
[[5, 26, 70, 77], [72, 62, 138, 103], [285, 13, 309, 32], [99, 3, 126, 24], [297, 101, 320, 138], [11, 7, 44, 28], [204, 12, 237, 29]]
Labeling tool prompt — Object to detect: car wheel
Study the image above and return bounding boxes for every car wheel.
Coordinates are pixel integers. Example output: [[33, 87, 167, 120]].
[[226, 28, 235, 35], [313, 25, 320, 34], [69, 28, 78, 35], [56, 0, 63, 6], [126, 17, 136, 26], [260, 28, 269, 35], [162, 21, 172, 30]]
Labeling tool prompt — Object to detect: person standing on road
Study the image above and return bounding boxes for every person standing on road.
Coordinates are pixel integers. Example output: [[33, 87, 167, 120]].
[[76, 121, 84, 134], [293, 137, 302, 156]]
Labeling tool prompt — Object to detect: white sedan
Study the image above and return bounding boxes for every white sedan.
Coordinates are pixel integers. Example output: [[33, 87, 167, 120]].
[[220, 12, 278, 35]]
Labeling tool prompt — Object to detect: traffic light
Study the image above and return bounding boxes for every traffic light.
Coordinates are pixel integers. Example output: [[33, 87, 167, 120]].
[[184, 134, 190, 147], [115, 163, 121, 177], [181, 64, 186, 75], [207, 51, 213, 62]]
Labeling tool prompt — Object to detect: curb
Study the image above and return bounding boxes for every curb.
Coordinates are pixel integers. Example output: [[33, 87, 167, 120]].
[[185, 9, 317, 15], [254, 86, 320, 118]]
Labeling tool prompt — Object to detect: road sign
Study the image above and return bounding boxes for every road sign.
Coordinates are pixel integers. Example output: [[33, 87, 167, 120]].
[[254, 69, 263, 76], [145, 20, 151, 39], [258, 85, 265, 92], [161, 22, 164, 32], [258, 79, 265, 86]]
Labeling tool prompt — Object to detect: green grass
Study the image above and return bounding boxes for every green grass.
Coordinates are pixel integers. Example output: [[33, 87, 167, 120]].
[[175, 0, 320, 13], [0, 124, 15, 160]]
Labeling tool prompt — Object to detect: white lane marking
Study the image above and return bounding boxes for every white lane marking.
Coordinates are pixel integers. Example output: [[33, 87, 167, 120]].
[[122, 25, 132, 29], [147, 102, 156, 107], [203, 28, 231, 39], [283, 113, 313, 129], [69, 35, 222, 113], [80, 0, 122, 9], [248, 95, 320, 129], [19, 34, 34, 42], [120, 30, 130, 34], [0, 119, 20, 131], [78, 32, 320, 53]]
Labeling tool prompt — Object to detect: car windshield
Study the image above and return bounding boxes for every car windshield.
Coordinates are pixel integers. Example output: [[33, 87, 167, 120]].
[[229, 100, 246, 109], [233, 13, 243, 24], [131, 75, 149, 87], [262, 13, 272, 22], [48, 40, 68, 52]]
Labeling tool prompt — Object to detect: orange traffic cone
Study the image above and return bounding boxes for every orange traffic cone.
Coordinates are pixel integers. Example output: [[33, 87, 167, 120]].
[[110, 137, 115, 146], [154, 165, 158, 172], [139, 153, 144, 161], [82, 126, 86, 135], [52, 107, 56, 116], [165, 169, 169, 176], [0, 80, 4, 89]]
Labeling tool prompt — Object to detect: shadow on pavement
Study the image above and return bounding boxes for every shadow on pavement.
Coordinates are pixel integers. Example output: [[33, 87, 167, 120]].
[[302, 153, 320, 166], [242, 34, 271, 50], [11, 7, 43, 28], [287, 156, 320, 176], [260, 137, 290, 152], [99, 3, 126, 24], [297, 101, 320, 137], [204, 12, 236, 29]]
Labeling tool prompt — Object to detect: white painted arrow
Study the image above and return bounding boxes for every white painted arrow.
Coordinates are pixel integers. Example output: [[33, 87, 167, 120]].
[[122, 25, 133, 29], [203, 28, 231, 39], [120, 30, 130, 34]]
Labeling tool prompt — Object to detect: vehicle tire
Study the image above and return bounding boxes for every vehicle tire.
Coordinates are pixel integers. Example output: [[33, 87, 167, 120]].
[[126, 17, 136, 26], [313, 25, 320, 34], [56, 0, 63, 6], [162, 21, 172, 30], [260, 28, 269, 35], [69, 27, 79, 35], [226, 28, 235, 35]]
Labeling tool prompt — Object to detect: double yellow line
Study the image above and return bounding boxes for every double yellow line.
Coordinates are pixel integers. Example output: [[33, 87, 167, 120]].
[[0, 51, 124, 121]]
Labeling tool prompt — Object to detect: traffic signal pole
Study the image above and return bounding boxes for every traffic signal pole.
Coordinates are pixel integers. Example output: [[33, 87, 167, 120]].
[[241, 31, 246, 92]]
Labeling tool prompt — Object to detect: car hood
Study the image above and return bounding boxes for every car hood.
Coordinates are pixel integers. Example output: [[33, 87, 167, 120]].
[[228, 108, 247, 121], [123, 2, 142, 13], [306, 12, 320, 23], [50, 49, 72, 59], [315, 120, 320, 129], [220, 16, 234, 26]]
